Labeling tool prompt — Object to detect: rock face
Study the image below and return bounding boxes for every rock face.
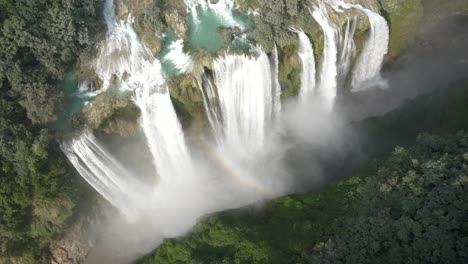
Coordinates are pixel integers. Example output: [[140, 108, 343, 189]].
[[168, 74, 207, 129], [0, 258, 22, 264], [379, 0, 423, 59], [114, 0, 165, 54], [278, 44, 301, 99], [165, 10, 188, 38], [49, 214, 98, 264], [83, 93, 141, 137]]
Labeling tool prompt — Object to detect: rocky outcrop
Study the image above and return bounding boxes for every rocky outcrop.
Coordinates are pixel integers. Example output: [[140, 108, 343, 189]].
[[165, 10, 189, 39], [0, 256, 23, 264], [278, 44, 301, 99], [115, 0, 165, 54], [49, 214, 98, 264], [83, 93, 141, 137], [168, 74, 207, 129]]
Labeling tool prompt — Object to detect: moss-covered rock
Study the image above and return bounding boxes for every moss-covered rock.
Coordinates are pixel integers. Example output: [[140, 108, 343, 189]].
[[379, 0, 423, 60], [278, 44, 301, 99], [168, 74, 207, 130], [164, 9, 189, 39], [83, 92, 141, 137], [115, 0, 166, 55]]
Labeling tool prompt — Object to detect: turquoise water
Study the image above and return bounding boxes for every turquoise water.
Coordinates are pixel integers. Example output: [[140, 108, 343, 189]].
[[188, 6, 246, 52], [52, 70, 95, 130], [158, 30, 181, 76]]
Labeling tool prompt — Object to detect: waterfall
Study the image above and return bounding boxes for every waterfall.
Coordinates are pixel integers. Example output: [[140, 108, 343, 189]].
[[94, 17, 156, 92], [211, 50, 275, 153], [337, 17, 357, 87], [103, 0, 116, 32], [61, 132, 145, 216], [271, 45, 282, 115], [98, 17, 193, 183], [67, 4, 193, 205], [326, 0, 389, 90], [311, 4, 339, 110], [200, 73, 223, 142], [351, 8, 389, 90], [293, 30, 317, 100], [186, 0, 241, 29], [134, 82, 194, 184], [162, 39, 194, 74]]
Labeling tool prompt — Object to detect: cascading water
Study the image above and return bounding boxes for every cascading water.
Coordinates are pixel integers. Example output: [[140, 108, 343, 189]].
[[311, 3, 339, 110], [211, 50, 275, 154], [271, 45, 282, 115], [293, 30, 317, 100], [326, 0, 389, 90], [350, 8, 389, 90], [185, 0, 240, 28], [200, 73, 223, 142], [61, 0, 394, 260], [62, 132, 146, 217], [103, 0, 116, 32], [162, 39, 194, 74], [337, 17, 357, 87], [134, 80, 194, 184], [66, 0, 194, 207]]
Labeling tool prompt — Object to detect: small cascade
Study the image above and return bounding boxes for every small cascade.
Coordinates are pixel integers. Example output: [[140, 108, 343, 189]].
[[293, 30, 317, 100], [186, 0, 240, 28], [326, 0, 389, 90], [67, 3, 194, 204], [211, 50, 275, 153], [162, 39, 194, 74], [61, 132, 145, 216], [271, 45, 282, 115], [134, 82, 194, 184], [94, 17, 156, 92], [311, 3, 339, 110], [350, 8, 389, 90], [103, 0, 116, 32], [200, 72, 223, 142], [337, 17, 357, 87], [97, 16, 194, 184]]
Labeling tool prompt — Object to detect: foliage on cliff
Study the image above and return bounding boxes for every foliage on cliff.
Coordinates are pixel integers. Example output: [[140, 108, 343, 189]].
[[0, 0, 103, 262], [308, 132, 468, 263], [142, 177, 361, 264], [141, 131, 468, 264], [0, 0, 103, 124]]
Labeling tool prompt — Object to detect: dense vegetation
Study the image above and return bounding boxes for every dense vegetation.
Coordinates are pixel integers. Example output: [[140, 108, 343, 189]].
[[0, 0, 466, 263], [0, 0, 102, 262], [142, 131, 468, 264]]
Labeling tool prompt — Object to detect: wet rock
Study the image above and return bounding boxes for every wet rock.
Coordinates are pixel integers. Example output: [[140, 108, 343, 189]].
[[83, 93, 141, 137], [165, 10, 188, 39]]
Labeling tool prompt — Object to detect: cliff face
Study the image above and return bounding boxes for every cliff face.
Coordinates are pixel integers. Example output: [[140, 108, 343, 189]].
[[58, 2, 468, 262]]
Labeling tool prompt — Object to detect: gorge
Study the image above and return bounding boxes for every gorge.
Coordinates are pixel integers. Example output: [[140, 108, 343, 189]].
[[0, 0, 467, 263], [63, 0, 391, 260]]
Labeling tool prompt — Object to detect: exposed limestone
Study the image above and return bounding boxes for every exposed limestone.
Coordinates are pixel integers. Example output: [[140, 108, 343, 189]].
[[165, 10, 189, 39], [83, 92, 141, 137], [49, 213, 98, 264], [168, 74, 207, 129], [278, 44, 301, 99], [115, 0, 165, 55]]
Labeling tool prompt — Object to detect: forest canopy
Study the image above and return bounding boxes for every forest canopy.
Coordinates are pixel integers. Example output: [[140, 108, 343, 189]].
[[142, 132, 468, 264], [0, 0, 103, 262]]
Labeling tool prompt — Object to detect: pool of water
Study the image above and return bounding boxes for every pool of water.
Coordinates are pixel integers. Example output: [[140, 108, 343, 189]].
[[52, 69, 96, 131], [188, 4, 246, 52]]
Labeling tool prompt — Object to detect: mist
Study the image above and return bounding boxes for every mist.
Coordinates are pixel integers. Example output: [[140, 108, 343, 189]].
[[71, 5, 468, 264]]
